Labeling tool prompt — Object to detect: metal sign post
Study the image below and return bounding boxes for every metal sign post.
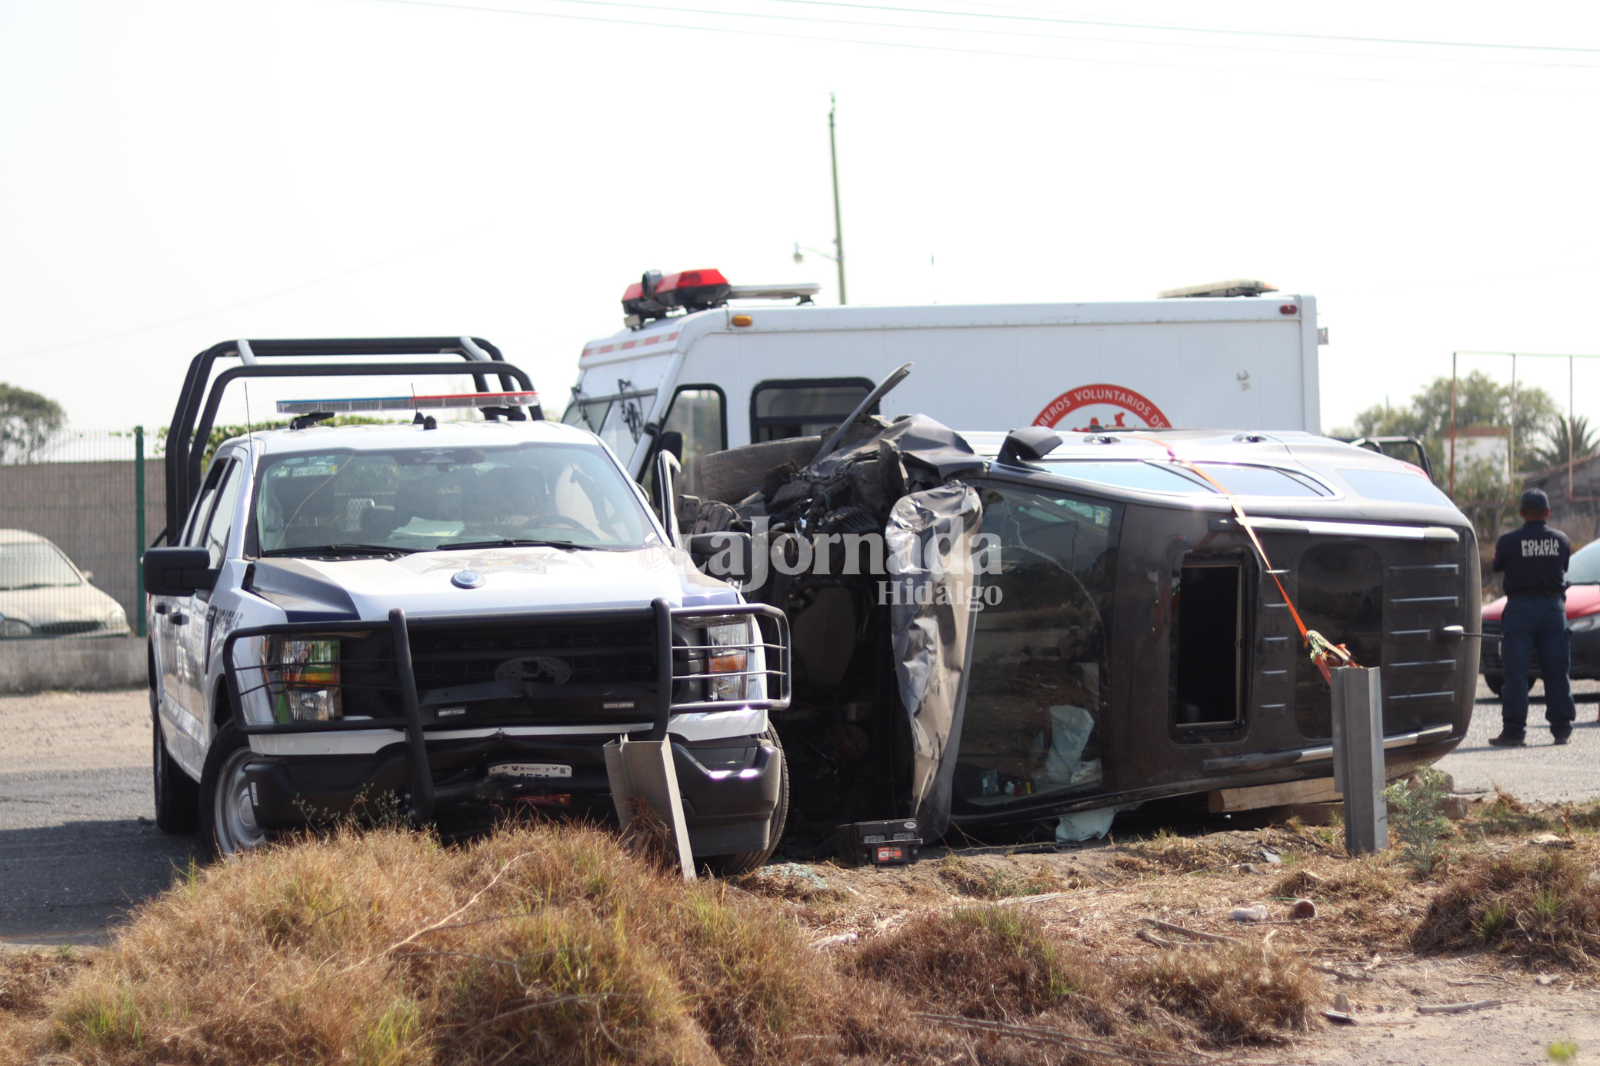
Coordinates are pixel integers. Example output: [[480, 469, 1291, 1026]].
[[1330, 666, 1387, 856]]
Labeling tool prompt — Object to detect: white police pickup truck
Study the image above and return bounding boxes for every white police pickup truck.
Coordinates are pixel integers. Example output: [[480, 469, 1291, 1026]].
[[143, 338, 788, 870]]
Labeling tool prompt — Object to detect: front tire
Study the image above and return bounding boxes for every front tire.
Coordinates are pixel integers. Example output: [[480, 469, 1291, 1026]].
[[151, 687, 199, 834], [200, 722, 268, 859], [703, 727, 789, 876]]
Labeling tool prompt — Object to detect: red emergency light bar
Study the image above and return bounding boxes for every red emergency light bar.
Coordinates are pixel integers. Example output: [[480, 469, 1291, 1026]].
[[623, 268, 732, 324], [276, 391, 540, 414]]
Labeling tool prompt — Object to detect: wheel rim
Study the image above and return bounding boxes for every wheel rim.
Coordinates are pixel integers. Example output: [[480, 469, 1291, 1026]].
[[213, 747, 265, 855]]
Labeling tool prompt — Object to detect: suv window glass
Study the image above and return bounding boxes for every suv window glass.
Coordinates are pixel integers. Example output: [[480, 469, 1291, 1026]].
[[1043, 460, 1218, 495], [201, 461, 243, 567], [1196, 464, 1328, 497], [182, 461, 229, 547], [1338, 467, 1453, 507], [956, 483, 1122, 809], [254, 443, 655, 553], [751, 379, 872, 442]]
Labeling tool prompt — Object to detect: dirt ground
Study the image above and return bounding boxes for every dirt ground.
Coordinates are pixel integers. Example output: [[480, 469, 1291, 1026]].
[[736, 808, 1600, 1066]]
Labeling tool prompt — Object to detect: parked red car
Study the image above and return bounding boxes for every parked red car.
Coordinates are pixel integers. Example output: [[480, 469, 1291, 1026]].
[[1481, 538, 1600, 694]]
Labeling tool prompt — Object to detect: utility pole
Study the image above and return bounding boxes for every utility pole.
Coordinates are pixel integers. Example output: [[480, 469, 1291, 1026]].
[[829, 93, 847, 305]]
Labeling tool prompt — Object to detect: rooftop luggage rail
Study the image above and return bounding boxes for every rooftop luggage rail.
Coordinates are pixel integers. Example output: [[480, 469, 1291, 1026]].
[[163, 337, 540, 537]]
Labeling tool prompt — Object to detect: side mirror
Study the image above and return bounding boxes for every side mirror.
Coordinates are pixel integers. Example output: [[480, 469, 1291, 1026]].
[[659, 430, 684, 463], [688, 532, 753, 582], [80, 570, 94, 583], [652, 450, 683, 549], [143, 547, 215, 597], [996, 426, 1063, 466]]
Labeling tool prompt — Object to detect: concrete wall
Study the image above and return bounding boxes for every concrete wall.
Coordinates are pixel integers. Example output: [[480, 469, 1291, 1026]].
[[0, 459, 165, 628], [0, 637, 147, 694]]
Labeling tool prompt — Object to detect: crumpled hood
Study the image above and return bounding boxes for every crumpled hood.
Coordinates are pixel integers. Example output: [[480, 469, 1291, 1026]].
[[249, 546, 737, 623]]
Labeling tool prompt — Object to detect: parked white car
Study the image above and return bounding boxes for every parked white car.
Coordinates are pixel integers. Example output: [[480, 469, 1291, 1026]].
[[145, 338, 789, 867], [0, 529, 129, 638]]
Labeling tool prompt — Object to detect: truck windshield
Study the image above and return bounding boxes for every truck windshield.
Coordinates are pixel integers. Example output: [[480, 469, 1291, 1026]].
[[253, 443, 655, 554]]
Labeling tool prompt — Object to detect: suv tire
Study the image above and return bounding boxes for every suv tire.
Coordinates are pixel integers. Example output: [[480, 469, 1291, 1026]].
[[702, 727, 789, 876], [152, 687, 200, 834], [200, 721, 269, 859], [697, 437, 821, 504]]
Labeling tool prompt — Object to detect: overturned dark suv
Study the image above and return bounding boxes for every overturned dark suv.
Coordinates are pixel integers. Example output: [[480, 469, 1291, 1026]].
[[665, 415, 1478, 847]]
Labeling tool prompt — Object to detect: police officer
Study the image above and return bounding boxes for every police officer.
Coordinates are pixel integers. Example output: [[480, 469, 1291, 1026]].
[[1489, 488, 1576, 747]]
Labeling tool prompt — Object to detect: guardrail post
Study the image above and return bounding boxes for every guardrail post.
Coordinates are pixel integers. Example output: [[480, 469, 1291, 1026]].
[[1331, 666, 1387, 856], [134, 425, 147, 638]]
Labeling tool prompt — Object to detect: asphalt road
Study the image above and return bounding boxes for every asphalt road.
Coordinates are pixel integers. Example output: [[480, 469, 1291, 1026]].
[[0, 690, 198, 947], [1435, 676, 1600, 801], [1, 679, 1597, 947]]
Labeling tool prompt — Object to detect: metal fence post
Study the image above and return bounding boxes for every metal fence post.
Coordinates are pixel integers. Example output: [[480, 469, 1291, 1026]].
[[134, 426, 146, 638], [1330, 666, 1387, 855]]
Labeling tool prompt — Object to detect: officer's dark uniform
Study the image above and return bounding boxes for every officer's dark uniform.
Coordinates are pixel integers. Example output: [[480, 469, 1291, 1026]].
[[1491, 491, 1575, 743]]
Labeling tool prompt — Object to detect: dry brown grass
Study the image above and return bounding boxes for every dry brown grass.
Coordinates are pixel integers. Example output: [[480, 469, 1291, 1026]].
[[852, 906, 1113, 1024], [8, 825, 923, 1066], [1123, 943, 1323, 1045], [936, 855, 1066, 899], [853, 906, 1323, 1051], [1413, 845, 1600, 969]]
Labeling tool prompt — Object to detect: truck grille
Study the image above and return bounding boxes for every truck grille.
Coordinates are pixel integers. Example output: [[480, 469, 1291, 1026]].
[[408, 618, 656, 692]]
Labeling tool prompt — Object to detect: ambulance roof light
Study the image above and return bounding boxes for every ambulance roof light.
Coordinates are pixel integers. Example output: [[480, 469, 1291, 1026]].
[[621, 268, 820, 328], [1158, 279, 1279, 299]]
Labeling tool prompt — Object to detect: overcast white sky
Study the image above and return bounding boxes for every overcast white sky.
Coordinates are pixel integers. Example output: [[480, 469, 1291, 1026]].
[[4, 0, 1600, 436]]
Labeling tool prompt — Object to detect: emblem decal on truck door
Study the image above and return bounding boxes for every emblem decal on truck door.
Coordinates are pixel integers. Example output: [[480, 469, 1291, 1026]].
[[1033, 384, 1172, 431]]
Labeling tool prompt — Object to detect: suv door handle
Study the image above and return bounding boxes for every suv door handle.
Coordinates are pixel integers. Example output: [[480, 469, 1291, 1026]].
[[154, 602, 170, 615], [170, 612, 188, 626]]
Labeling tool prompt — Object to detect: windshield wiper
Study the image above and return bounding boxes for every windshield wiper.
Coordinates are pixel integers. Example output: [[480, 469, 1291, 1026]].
[[436, 538, 588, 551], [260, 544, 417, 557]]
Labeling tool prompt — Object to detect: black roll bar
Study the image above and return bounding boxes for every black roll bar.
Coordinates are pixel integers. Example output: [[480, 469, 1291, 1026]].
[[163, 337, 534, 535]]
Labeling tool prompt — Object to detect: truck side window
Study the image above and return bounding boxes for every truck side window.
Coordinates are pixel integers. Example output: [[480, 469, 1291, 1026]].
[[658, 386, 725, 497], [955, 483, 1122, 810], [181, 460, 230, 549], [750, 378, 873, 442], [200, 461, 244, 568]]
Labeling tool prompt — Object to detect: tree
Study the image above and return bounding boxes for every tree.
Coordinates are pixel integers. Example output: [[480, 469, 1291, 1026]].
[[1339, 370, 1561, 480], [1528, 415, 1599, 472], [0, 383, 64, 463]]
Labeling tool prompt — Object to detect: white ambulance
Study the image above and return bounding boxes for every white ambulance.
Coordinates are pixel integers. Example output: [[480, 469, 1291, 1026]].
[[563, 270, 1325, 497]]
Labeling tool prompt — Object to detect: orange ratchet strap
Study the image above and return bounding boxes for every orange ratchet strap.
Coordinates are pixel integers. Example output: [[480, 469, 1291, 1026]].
[[1132, 437, 1358, 687]]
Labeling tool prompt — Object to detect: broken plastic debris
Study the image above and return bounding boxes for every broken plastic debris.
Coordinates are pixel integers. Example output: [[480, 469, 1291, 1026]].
[[1230, 905, 1269, 923], [1055, 802, 1139, 842]]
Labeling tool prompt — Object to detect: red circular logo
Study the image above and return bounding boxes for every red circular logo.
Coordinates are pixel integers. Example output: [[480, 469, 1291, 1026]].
[[1032, 384, 1172, 432]]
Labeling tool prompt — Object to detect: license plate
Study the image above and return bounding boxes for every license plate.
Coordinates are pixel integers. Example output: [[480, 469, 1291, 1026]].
[[489, 762, 572, 780]]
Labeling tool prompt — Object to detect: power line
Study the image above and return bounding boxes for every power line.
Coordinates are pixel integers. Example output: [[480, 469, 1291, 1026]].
[[340, 0, 1600, 96], [370, 0, 1600, 69], [761, 0, 1600, 56]]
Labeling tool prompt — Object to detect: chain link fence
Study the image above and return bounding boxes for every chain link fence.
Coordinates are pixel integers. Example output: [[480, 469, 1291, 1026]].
[[0, 428, 160, 640]]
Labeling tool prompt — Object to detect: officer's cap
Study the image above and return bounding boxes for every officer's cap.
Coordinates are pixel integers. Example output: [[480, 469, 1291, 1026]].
[[1520, 488, 1551, 512]]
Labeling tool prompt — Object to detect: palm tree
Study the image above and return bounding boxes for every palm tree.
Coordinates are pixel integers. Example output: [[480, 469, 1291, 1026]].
[[1529, 415, 1599, 471]]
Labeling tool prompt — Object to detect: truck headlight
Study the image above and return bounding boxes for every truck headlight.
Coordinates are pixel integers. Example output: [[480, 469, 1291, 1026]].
[[0, 616, 32, 639], [265, 636, 342, 722], [705, 621, 750, 702], [1570, 613, 1600, 634]]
